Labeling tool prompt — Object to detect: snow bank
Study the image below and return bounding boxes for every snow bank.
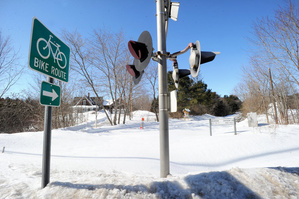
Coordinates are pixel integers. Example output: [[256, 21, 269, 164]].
[[131, 110, 157, 122], [1, 167, 298, 198]]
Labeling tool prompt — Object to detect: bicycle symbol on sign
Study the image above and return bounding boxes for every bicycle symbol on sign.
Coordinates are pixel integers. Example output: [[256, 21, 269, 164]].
[[37, 35, 67, 69]]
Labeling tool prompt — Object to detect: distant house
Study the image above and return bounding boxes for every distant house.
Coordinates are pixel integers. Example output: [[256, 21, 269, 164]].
[[107, 98, 126, 114], [73, 94, 115, 113], [73, 93, 103, 113], [103, 99, 114, 112]]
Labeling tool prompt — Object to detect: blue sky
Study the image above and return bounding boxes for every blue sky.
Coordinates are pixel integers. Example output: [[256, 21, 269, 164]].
[[0, 0, 284, 98]]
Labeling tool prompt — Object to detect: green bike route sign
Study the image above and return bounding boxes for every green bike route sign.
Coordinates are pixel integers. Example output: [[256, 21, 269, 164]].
[[40, 81, 61, 107], [29, 17, 70, 82]]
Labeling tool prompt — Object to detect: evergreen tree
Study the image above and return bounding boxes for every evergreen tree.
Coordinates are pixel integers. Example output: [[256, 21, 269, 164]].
[[223, 95, 242, 114], [167, 71, 241, 117], [168, 72, 194, 112], [212, 99, 230, 116]]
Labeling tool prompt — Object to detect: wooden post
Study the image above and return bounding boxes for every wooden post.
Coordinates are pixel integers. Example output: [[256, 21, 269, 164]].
[[209, 119, 212, 136], [234, 118, 237, 135]]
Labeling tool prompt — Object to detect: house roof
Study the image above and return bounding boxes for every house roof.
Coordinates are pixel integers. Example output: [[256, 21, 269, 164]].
[[74, 96, 94, 106], [103, 99, 113, 106]]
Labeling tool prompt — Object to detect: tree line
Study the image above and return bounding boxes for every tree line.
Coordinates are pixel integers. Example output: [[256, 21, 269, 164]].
[[0, 96, 75, 133], [235, 0, 299, 124]]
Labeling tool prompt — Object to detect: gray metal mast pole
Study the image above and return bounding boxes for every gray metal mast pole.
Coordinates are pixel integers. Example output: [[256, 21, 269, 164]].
[[156, 0, 170, 178], [41, 77, 54, 188]]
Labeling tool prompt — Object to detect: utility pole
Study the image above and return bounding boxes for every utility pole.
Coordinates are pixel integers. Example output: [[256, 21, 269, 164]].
[[269, 68, 278, 124], [156, 0, 170, 178]]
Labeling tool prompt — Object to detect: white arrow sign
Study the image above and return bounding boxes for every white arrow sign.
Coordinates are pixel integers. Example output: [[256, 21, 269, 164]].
[[43, 89, 58, 101]]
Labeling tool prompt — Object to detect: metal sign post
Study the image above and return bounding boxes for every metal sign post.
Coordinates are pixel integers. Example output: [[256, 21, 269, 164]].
[[156, 0, 170, 178], [29, 17, 70, 188], [41, 77, 54, 188]]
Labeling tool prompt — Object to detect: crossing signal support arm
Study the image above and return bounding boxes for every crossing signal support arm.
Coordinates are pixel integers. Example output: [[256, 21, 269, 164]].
[[152, 42, 220, 73], [152, 42, 220, 88], [152, 42, 193, 62], [168, 42, 194, 61]]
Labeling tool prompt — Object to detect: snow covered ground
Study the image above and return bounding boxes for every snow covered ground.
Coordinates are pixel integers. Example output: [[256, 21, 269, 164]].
[[0, 111, 298, 198]]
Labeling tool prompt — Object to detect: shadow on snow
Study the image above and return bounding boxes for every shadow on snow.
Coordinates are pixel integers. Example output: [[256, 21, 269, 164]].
[[51, 171, 262, 198]]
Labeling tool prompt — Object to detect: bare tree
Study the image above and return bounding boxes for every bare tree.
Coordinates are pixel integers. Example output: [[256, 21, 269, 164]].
[[91, 29, 131, 125], [114, 50, 134, 124], [236, 0, 299, 124], [235, 54, 270, 114], [51, 79, 78, 128], [253, 0, 299, 86], [145, 62, 159, 121], [0, 32, 22, 98], [63, 29, 135, 126], [62, 30, 113, 125], [235, 53, 295, 124]]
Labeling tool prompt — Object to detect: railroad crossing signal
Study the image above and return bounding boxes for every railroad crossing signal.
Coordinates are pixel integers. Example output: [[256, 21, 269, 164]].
[[189, 40, 220, 78], [126, 31, 153, 85]]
